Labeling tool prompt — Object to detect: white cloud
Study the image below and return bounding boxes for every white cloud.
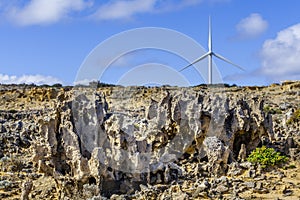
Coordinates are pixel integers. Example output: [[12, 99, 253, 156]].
[[1, 0, 231, 25], [93, 0, 156, 20], [7, 0, 91, 26], [236, 13, 268, 39], [260, 23, 300, 82], [153, 0, 202, 13], [0, 74, 63, 85], [92, 0, 203, 20]]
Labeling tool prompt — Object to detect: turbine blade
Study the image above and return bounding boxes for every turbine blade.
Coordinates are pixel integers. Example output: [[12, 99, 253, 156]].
[[208, 16, 212, 52], [179, 52, 210, 72], [213, 53, 245, 71]]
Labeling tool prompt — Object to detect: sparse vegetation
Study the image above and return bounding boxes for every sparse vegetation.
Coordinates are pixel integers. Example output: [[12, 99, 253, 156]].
[[75, 81, 117, 88], [263, 105, 282, 114], [247, 146, 288, 168], [194, 83, 238, 88], [51, 83, 63, 87], [287, 109, 300, 125], [283, 164, 296, 170], [0, 155, 24, 172]]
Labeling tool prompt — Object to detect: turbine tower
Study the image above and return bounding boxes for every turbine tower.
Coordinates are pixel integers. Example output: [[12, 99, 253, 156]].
[[179, 17, 244, 84]]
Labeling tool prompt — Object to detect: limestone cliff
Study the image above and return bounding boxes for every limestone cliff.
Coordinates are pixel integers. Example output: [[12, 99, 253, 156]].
[[0, 82, 299, 199]]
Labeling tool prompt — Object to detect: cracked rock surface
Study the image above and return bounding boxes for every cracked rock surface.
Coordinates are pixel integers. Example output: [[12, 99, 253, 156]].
[[0, 82, 299, 199]]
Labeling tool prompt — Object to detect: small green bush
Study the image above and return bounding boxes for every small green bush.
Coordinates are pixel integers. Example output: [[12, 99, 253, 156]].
[[283, 164, 296, 170], [287, 109, 300, 125], [247, 146, 288, 168], [263, 105, 282, 114]]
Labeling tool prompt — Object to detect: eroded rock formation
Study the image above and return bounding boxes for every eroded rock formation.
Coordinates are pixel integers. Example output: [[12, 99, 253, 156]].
[[0, 82, 299, 199]]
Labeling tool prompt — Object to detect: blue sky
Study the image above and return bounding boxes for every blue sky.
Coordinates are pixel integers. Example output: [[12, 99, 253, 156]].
[[0, 0, 300, 86]]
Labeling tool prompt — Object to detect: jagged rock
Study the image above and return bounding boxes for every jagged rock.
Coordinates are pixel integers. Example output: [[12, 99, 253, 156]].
[[255, 181, 262, 190], [203, 136, 230, 175], [0, 83, 299, 199], [110, 194, 127, 200], [239, 161, 252, 169], [289, 148, 300, 161], [0, 124, 6, 133], [244, 181, 255, 189], [253, 188, 269, 194], [238, 143, 247, 162], [195, 179, 210, 193], [20, 180, 33, 200], [215, 185, 229, 194], [282, 185, 294, 196], [0, 180, 12, 190], [82, 184, 100, 199], [227, 162, 243, 177]]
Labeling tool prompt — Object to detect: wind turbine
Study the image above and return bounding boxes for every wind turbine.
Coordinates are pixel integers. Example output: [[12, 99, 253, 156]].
[[179, 17, 244, 84]]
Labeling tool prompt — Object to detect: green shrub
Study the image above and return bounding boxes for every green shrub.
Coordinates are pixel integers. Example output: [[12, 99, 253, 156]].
[[283, 164, 296, 170], [51, 83, 63, 87], [247, 146, 288, 168], [263, 105, 271, 113], [287, 109, 300, 125], [263, 105, 282, 114]]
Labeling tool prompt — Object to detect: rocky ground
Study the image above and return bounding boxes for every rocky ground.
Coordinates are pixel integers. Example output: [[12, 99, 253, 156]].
[[0, 82, 299, 200]]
